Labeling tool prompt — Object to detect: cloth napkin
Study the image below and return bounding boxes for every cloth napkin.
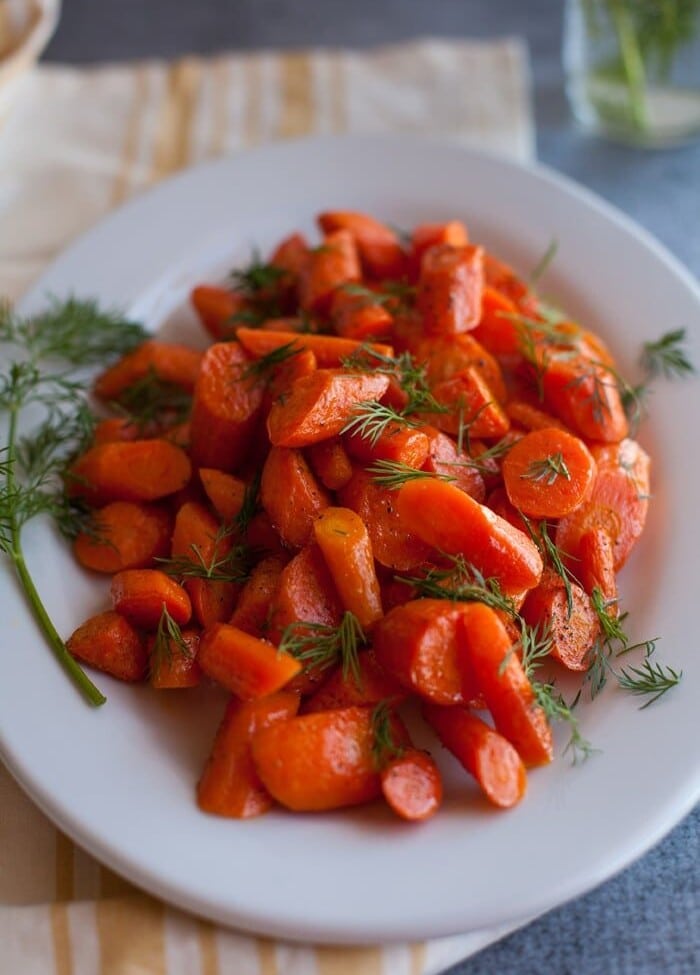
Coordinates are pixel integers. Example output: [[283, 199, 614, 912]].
[[0, 38, 535, 974]]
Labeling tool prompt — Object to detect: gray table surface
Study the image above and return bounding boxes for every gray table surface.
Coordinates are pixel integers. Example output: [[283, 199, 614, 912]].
[[44, 2, 699, 972]]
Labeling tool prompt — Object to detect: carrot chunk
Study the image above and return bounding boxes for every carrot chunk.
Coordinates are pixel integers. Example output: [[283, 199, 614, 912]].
[[149, 627, 202, 689], [268, 544, 343, 641], [313, 507, 383, 629], [306, 439, 354, 491], [318, 211, 406, 280], [521, 571, 600, 672], [93, 340, 203, 401], [191, 285, 249, 341], [111, 569, 192, 629], [304, 651, 405, 712], [502, 427, 596, 519], [198, 623, 302, 698], [417, 243, 484, 334], [73, 502, 171, 573], [69, 440, 191, 506], [381, 749, 443, 822], [236, 327, 394, 367], [230, 556, 288, 638], [66, 611, 148, 682], [299, 229, 361, 314], [261, 447, 330, 548], [198, 469, 247, 523]]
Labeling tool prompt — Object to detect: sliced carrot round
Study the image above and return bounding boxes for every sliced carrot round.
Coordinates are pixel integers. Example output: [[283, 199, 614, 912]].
[[502, 427, 596, 518], [380, 749, 443, 821]]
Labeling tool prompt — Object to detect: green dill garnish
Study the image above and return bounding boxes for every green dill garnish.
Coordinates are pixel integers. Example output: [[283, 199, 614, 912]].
[[149, 604, 192, 679], [616, 658, 682, 709], [242, 340, 301, 379], [110, 367, 192, 432], [278, 611, 366, 684], [157, 527, 253, 584], [340, 345, 446, 416], [234, 472, 262, 536], [521, 452, 571, 486], [230, 250, 285, 296], [341, 401, 422, 447], [370, 699, 405, 769], [366, 460, 456, 490], [641, 328, 695, 381], [520, 514, 577, 617], [396, 555, 516, 618], [528, 239, 558, 286]]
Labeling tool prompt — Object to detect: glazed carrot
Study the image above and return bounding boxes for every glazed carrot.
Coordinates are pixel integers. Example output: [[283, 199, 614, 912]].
[[270, 232, 310, 276], [555, 438, 650, 570], [486, 486, 534, 537], [307, 439, 354, 491], [501, 427, 596, 519], [412, 333, 507, 404], [578, 528, 618, 606], [149, 627, 202, 689], [260, 447, 330, 548], [318, 211, 406, 280], [396, 479, 543, 592], [417, 244, 484, 334], [198, 468, 247, 523], [381, 749, 443, 822], [266, 369, 390, 448], [191, 284, 248, 341], [483, 251, 535, 310], [251, 706, 381, 811], [457, 603, 553, 766], [229, 556, 288, 638], [423, 703, 527, 809], [236, 327, 394, 367], [330, 287, 394, 341], [338, 469, 434, 571], [268, 544, 343, 641], [171, 501, 240, 627], [372, 599, 481, 706], [471, 286, 521, 356], [264, 347, 317, 413], [93, 340, 203, 401], [299, 229, 361, 314], [73, 501, 171, 573], [198, 623, 302, 698], [429, 367, 510, 439], [92, 417, 141, 445], [245, 512, 287, 558], [521, 570, 600, 672], [304, 651, 405, 712], [197, 692, 300, 818], [66, 611, 148, 682], [505, 400, 568, 433], [189, 342, 264, 472], [68, 440, 191, 505], [343, 423, 430, 468], [411, 221, 469, 265], [420, 425, 486, 502], [313, 507, 383, 629], [542, 355, 628, 443], [110, 569, 192, 629]]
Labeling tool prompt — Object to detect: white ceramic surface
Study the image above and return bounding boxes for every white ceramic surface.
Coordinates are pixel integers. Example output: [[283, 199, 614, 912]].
[[2, 135, 699, 943]]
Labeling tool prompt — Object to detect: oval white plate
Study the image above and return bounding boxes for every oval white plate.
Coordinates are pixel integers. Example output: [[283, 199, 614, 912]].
[[2, 135, 699, 943]]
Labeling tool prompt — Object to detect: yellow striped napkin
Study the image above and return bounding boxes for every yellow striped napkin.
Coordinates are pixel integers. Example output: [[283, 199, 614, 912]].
[[0, 38, 534, 974]]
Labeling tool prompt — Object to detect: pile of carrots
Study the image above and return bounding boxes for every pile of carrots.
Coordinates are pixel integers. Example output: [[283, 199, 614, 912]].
[[64, 210, 650, 822]]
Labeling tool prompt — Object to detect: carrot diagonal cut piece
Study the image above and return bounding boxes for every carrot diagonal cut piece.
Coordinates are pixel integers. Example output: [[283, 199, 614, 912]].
[[261, 447, 330, 548], [313, 507, 383, 630], [198, 623, 302, 699], [380, 749, 443, 822], [68, 440, 191, 506], [236, 328, 394, 367], [318, 211, 406, 280], [110, 569, 192, 629], [417, 243, 484, 334]]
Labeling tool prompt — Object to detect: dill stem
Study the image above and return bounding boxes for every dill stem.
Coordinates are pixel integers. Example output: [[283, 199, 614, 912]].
[[610, 0, 649, 130], [5, 404, 106, 707]]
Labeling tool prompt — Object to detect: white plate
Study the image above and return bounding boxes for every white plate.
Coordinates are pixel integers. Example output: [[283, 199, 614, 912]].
[[2, 135, 699, 943]]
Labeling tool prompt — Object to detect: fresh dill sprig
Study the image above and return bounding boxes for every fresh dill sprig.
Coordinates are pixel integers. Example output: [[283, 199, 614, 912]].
[[366, 459, 456, 490], [157, 528, 253, 584], [230, 250, 285, 296], [110, 366, 192, 432], [242, 341, 301, 379], [444, 436, 512, 475], [641, 328, 695, 381], [520, 514, 576, 617], [528, 239, 558, 286], [0, 296, 148, 706], [341, 400, 422, 447], [521, 452, 571, 486], [340, 345, 446, 416], [149, 604, 192, 679], [395, 555, 516, 617], [370, 699, 405, 770], [234, 471, 262, 536], [616, 658, 682, 709], [278, 611, 366, 684]]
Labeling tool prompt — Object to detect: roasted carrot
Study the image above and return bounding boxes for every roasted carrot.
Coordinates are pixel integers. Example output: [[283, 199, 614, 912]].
[[457, 603, 553, 766], [542, 355, 628, 443], [396, 479, 543, 592], [251, 706, 382, 811], [578, 528, 618, 606], [306, 439, 354, 491], [264, 347, 318, 413], [505, 400, 569, 433], [420, 425, 486, 502], [304, 651, 405, 712], [68, 440, 191, 506], [93, 340, 203, 401], [485, 486, 534, 536], [318, 211, 406, 280], [501, 427, 596, 519], [344, 423, 430, 468], [198, 623, 301, 698], [267, 544, 343, 641], [338, 469, 434, 571], [171, 501, 240, 627], [483, 251, 535, 310], [521, 570, 600, 672], [412, 333, 507, 405], [198, 468, 247, 523], [190, 285, 249, 341], [299, 229, 361, 314], [429, 367, 510, 439], [149, 627, 202, 689], [227, 556, 285, 638], [73, 501, 172, 573], [266, 369, 390, 448], [66, 610, 148, 682], [313, 507, 383, 629], [110, 569, 192, 629], [92, 417, 141, 445], [381, 749, 443, 822], [373, 599, 481, 706], [417, 244, 484, 334], [411, 221, 469, 260], [236, 327, 394, 367], [260, 447, 330, 548], [423, 703, 527, 808], [269, 232, 309, 310], [330, 287, 394, 341], [471, 286, 521, 356]]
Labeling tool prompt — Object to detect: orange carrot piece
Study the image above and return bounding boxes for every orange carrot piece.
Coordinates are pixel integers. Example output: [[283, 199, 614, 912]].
[[92, 417, 142, 445], [270, 232, 309, 276], [245, 512, 287, 558], [191, 285, 248, 341], [93, 340, 203, 401], [236, 327, 394, 367], [73, 502, 172, 573], [578, 528, 618, 606], [268, 544, 343, 641], [521, 570, 600, 672], [338, 469, 434, 571], [485, 486, 535, 537], [149, 627, 202, 689], [542, 355, 628, 443], [68, 440, 191, 505], [343, 422, 430, 468], [198, 623, 302, 698], [457, 603, 553, 766], [330, 288, 394, 341], [189, 342, 264, 472], [429, 367, 510, 439], [420, 425, 486, 503], [483, 251, 534, 310], [313, 507, 383, 629], [229, 556, 288, 638], [471, 286, 521, 356], [412, 333, 507, 405], [318, 211, 406, 279], [372, 599, 481, 706], [66, 611, 148, 682], [198, 468, 247, 523], [171, 501, 240, 627], [264, 347, 318, 413], [266, 369, 390, 448], [260, 447, 330, 548], [417, 243, 484, 334], [306, 439, 354, 491], [423, 703, 527, 808], [380, 749, 443, 822], [299, 229, 361, 314], [501, 427, 596, 519], [396, 479, 543, 592], [197, 692, 300, 818], [411, 221, 469, 262], [505, 400, 569, 432], [251, 706, 381, 811], [110, 569, 192, 629], [304, 651, 405, 712]]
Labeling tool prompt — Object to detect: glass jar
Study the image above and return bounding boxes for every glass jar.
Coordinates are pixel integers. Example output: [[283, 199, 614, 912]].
[[564, 0, 700, 146]]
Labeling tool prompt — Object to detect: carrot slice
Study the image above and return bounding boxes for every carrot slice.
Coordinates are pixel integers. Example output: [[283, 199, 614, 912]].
[[306, 439, 354, 491], [330, 288, 394, 341], [411, 221, 469, 265], [542, 355, 628, 443], [457, 603, 553, 766], [344, 423, 430, 468], [299, 229, 361, 314], [198, 623, 302, 698], [396, 479, 543, 592], [502, 427, 596, 519], [505, 400, 569, 433], [412, 333, 507, 405], [191, 285, 249, 341], [381, 749, 443, 822], [268, 544, 343, 641], [236, 328, 394, 367], [171, 501, 240, 627], [578, 528, 617, 606], [260, 447, 330, 548], [66, 611, 148, 682], [313, 507, 383, 629], [149, 627, 201, 689], [111, 569, 192, 628], [318, 211, 406, 280], [420, 425, 486, 502], [471, 286, 521, 356], [229, 556, 288, 638], [251, 706, 381, 812], [73, 501, 172, 573], [93, 340, 203, 401], [423, 703, 527, 808], [68, 440, 191, 506], [197, 692, 300, 818], [304, 651, 405, 713], [198, 469, 247, 523], [92, 417, 142, 445], [521, 570, 600, 672], [417, 243, 484, 334], [429, 367, 510, 439]]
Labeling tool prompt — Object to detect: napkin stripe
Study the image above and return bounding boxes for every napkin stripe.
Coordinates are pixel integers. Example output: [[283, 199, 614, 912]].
[[257, 937, 278, 974], [151, 58, 203, 181], [243, 57, 263, 146], [51, 902, 73, 975], [111, 64, 149, 205], [277, 52, 314, 138], [198, 920, 220, 975], [316, 945, 383, 974], [208, 57, 230, 157], [55, 831, 74, 901], [96, 894, 167, 974]]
